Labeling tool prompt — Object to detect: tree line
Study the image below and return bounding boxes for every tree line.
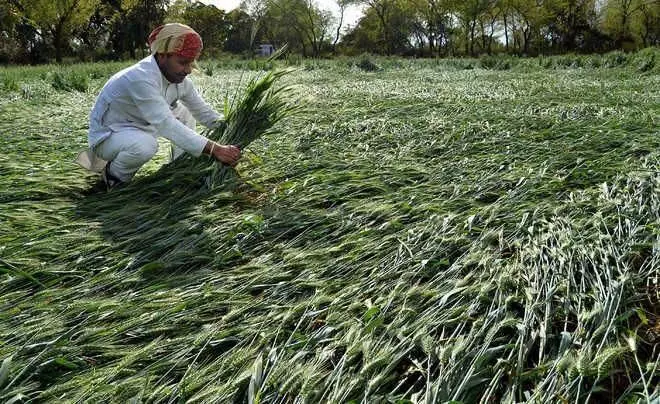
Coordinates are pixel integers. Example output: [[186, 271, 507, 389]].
[[1, 0, 658, 64]]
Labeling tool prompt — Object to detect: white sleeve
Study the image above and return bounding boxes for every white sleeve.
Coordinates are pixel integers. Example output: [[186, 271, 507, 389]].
[[126, 77, 208, 156], [180, 80, 222, 128]]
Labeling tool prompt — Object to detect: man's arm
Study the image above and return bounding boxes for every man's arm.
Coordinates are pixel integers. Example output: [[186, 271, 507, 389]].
[[127, 77, 208, 155], [180, 80, 222, 128], [126, 78, 240, 165]]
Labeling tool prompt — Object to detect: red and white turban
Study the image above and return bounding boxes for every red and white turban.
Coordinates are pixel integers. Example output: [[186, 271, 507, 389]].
[[148, 23, 203, 59]]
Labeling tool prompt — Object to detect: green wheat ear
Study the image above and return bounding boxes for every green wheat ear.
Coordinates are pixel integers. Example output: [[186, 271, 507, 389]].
[[557, 350, 576, 374], [595, 346, 627, 379], [576, 348, 593, 377]]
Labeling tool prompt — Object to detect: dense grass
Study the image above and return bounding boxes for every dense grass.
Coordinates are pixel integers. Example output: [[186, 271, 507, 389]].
[[0, 51, 659, 403]]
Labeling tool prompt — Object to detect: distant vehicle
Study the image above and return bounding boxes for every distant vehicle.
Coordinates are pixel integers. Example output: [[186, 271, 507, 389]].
[[256, 44, 275, 57]]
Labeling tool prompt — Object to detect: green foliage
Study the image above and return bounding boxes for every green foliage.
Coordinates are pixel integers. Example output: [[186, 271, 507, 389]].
[[443, 58, 476, 70], [205, 67, 297, 187], [354, 54, 381, 72], [553, 54, 584, 69], [201, 63, 215, 76], [173, 1, 231, 56], [214, 74, 297, 148], [584, 56, 602, 68], [1, 74, 19, 91], [633, 47, 657, 72], [260, 0, 332, 57], [529, 49, 660, 71], [168, 49, 299, 190], [537, 56, 554, 69], [246, 59, 276, 71], [51, 71, 89, 92], [21, 0, 100, 62], [0, 0, 658, 63], [602, 50, 629, 67], [479, 55, 513, 70]]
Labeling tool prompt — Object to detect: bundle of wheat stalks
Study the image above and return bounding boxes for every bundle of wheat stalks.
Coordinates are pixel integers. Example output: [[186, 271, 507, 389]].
[[201, 54, 298, 189], [205, 70, 298, 188], [165, 49, 297, 190]]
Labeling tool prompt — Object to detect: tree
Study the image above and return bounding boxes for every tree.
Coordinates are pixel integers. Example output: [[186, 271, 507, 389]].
[[544, 0, 598, 51], [0, 1, 21, 35], [508, 0, 551, 54], [303, 0, 334, 56], [602, 0, 659, 48], [477, 0, 501, 54], [74, 0, 126, 60], [224, 8, 256, 53], [360, 0, 396, 54], [456, 0, 495, 55], [21, 0, 100, 62], [636, 0, 660, 46], [499, 0, 514, 51], [164, 0, 188, 22], [260, 0, 307, 54], [177, 2, 230, 56], [333, 0, 357, 53], [340, 8, 375, 53], [261, 0, 332, 56], [351, 0, 417, 54], [110, 0, 168, 59], [414, 0, 455, 55], [0, 1, 23, 62]]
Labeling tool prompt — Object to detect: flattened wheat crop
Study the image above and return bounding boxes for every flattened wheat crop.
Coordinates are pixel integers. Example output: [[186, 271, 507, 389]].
[[0, 53, 659, 403]]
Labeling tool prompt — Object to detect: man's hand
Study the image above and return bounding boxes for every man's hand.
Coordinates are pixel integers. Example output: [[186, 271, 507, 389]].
[[214, 144, 241, 166], [204, 141, 241, 166]]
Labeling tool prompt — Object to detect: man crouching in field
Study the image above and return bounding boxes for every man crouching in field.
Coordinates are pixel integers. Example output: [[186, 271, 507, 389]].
[[77, 23, 241, 189]]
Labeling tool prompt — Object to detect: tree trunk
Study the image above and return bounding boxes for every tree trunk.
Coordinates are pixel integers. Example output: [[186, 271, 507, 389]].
[[487, 13, 498, 55], [503, 13, 509, 52], [640, 10, 650, 47], [54, 26, 63, 63], [511, 18, 517, 54], [297, 27, 307, 56], [480, 20, 487, 53], [305, 4, 319, 57], [374, 6, 390, 54], [469, 20, 476, 56], [464, 28, 469, 55], [332, 4, 345, 54], [130, 39, 136, 59], [523, 26, 530, 55]]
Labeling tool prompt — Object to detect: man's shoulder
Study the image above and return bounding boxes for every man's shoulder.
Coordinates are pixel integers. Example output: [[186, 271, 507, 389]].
[[122, 56, 160, 84]]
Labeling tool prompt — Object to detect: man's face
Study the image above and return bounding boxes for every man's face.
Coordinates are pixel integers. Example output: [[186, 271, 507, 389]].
[[156, 54, 195, 83]]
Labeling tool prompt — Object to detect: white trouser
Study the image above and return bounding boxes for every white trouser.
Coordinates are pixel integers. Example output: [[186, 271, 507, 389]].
[[94, 104, 196, 182]]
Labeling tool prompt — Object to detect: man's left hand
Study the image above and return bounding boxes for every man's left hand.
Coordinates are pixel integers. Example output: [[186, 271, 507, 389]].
[[213, 144, 241, 167]]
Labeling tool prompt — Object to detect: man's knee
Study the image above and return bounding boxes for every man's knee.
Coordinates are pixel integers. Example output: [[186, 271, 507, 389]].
[[130, 136, 158, 163]]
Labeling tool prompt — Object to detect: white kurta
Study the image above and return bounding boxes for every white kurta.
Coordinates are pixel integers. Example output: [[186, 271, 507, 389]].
[[89, 55, 220, 154]]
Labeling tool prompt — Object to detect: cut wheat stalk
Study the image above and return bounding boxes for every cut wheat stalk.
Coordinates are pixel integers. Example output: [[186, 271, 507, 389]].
[[202, 45, 300, 190]]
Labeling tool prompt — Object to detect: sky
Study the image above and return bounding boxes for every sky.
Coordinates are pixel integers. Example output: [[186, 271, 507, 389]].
[[200, 0, 365, 32]]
